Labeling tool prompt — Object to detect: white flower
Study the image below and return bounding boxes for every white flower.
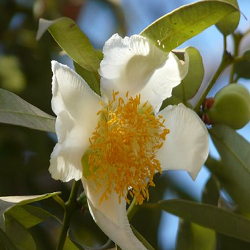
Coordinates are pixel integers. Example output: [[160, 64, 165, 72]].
[[49, 34, 209, 250]]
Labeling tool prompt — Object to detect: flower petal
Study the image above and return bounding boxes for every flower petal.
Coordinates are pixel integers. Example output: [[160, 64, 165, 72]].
[[99, 34, 187, 112], [51, 60, 102, 130], [82, 177, 146, 250], [49, 111, 90, 181], [50, 61, 103, 181], [139, 52, 188, 113], [157, 104, 209, 179]]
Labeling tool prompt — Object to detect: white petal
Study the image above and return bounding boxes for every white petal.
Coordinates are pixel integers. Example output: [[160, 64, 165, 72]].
[[99, 34, 166, 99], [49, 111, 90, 181], [50, 61, 103, 181], [157, 104, 209, 179], [51, 60, 102, 131], [140, 52, 188, 113], [82, 177, 146, 250], [99, 34, 187, 112]]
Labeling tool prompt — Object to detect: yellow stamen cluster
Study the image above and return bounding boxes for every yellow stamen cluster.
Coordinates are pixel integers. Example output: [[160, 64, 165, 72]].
[[88, 91, 169, 205]]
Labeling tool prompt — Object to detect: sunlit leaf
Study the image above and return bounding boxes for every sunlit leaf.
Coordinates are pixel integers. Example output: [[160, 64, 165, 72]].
[[0, 88, 55, 133], [162, 46, 204, 107], [209, 125, 250, 212], [176, 220, 216, 250], [208, 0, 240, 36], [140, 0, 239, 52], [147, 199, 250, 242], [37, 17, 100, 73]]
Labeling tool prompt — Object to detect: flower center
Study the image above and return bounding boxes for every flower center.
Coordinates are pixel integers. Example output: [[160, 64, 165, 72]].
[[87, 91, 169, 205]]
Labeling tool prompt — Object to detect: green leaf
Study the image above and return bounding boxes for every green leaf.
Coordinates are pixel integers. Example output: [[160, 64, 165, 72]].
[[5, 216, 36, 250], [140, 1, 239, 52], [176, 220, 216, 250], [37, 18, 101, 73], [243, 50, 250, 62], [74, 62, 101, 96], [211, 0, 240, 36], [162, 47, 204, 107], [0, 88, 55, 133], [0, 192, 61, 230], [235, 57, 250, 79], [68, 210, 110, 250], [0, 227, 18, 250], [217, 233, 250, 250], [209, 125, 250, 212], [147, 199, 250, 242], [202, 176, 220, 206], [131, 226, 156, 250], [63, 237, 81, 250], [5, 205, 60, 229]]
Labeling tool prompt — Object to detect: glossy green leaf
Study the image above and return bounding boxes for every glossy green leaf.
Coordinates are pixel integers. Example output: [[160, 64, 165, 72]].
[[37, 18, 100, 73], [202, 176, 220, 206], [162, 47, 204, 107], [74, 62, 101, 96], [176, 220, 216, 250], [0, 192, 61, 230], [211, 0, 240, 36], [209, 125, 250, 212], [140, 1, 239, 52], [0, 88, 55, 133], [147, 199, 250, 242], [0, 227, 18, 250]]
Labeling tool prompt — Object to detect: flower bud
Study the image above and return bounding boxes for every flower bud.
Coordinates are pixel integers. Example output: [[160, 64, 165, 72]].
[[207, 84, 250, 129]]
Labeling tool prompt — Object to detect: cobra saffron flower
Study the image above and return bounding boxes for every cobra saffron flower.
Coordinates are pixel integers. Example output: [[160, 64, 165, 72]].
[[49, 34, 209, 250]]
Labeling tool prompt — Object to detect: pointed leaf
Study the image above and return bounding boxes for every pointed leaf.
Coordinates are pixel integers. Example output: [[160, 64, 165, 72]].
[[140, 1, 239, 52], [0, 192, 60, 230], [0, 88, 55, 133], [37, 18, 100, 72], [5, 205, 60, 229], [209, 125, 250, 212], [148, 199, 250, 242]]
